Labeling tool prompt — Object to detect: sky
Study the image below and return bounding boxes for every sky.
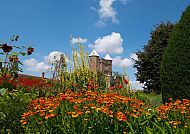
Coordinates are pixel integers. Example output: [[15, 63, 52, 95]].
[[0, 0, 189, 89]]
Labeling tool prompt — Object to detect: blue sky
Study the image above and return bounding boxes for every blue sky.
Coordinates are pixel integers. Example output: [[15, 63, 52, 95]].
[[0, 0, 189, 89]]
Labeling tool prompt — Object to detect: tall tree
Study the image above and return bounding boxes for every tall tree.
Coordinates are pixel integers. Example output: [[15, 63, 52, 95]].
[[134, 22, 174, 93], [160, 6, 190, 102]]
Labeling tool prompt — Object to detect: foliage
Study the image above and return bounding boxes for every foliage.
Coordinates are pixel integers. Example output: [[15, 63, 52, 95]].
[[0, 90, 37, 133], [134, 22, 174, 93], [135, 91, 162, 108], [160, 6, 190, 102], [0, 35, 34, 91], [110, 71, 122, 87]]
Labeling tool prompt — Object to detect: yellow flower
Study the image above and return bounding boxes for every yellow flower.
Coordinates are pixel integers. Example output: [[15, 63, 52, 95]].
[[172, 125, 176, 129], [96, 107, 101, 111], [72, 113, 79, 118], [184, 125, 188, 128], [85, 110, 90, 114], [49, 109, 54, 113], [109, 114, 113, 118], [91, 106, 96, 109]]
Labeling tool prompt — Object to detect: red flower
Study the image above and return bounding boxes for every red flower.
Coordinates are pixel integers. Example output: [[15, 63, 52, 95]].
[[124, 79, 129, 85], [109, 87, 113, 90], [88, 85, 91, 89], [73, 105, 78, 109], [119, 84, 123, 89], [27, 47, 34, 55], [1, 43, 13, 53]]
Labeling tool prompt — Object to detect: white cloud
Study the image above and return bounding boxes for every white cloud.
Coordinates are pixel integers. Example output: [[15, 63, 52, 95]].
[[96, 20, 106, 27], [24, 58, 38, 67], [90, 6, 97, 11], [120, 0, 127, 4], [44, 51, 67, 64], [130, 53, 138, 61], [92, 32, 124, 54], [98, 0, 118, 24], [113, 56, 133, 67], [70, 37, 88, 44], [129, 81, 144, 90], [94, 0, 127, 26], [112, 53, 138, 68], [24, 51, 71, 74], [24, 58, 51, 73]]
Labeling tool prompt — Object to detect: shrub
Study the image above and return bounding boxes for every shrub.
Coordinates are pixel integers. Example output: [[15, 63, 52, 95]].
[[0, 91, 35, 133], [160, 5, 190, 102]]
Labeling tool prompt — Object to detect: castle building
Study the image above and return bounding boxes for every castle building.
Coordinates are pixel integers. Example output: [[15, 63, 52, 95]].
[[89, 49, 112, 87]]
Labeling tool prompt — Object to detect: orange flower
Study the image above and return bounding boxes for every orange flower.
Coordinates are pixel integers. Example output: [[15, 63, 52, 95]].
[[39, 112, 45, 116], [20, 117, 29, 125], [59, 94, 67, 100], [130, 113, 138, 118], [116, 111, 127, 122], [168, 98, 173, 101], [67, 112, 72, 115], [45, 114, 56, 119], [77, 111, 83, 115]]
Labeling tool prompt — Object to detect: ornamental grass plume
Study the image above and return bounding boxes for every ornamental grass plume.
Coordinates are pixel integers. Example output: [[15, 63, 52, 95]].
[[58, 39, 102, 92]]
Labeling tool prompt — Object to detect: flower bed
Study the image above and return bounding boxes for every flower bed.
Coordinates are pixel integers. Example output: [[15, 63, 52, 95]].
[[21, 90, 190, 133]]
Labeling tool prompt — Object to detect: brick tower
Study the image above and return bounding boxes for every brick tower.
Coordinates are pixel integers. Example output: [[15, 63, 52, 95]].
[[89, 49, 112, 88], [89, 49, 99, 73], [102, 53, 112, 88]]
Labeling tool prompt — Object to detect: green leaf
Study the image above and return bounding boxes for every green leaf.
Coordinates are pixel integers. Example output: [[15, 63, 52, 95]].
[[18, 61, 23, 65], [165, 122, 172, 133], [140, 120, 148, 125], [146, 126, 153, 134], [0, 88, 8, 96], [152, 122, 165, 134], [180, 128, 185, 134], [0, 112, 6, 120], [105, 130, 113, 134], [126, 122, 135, 134], [11, 52, 18, 56], [20, 52, 26, 56], [13, 45, 21, 49]]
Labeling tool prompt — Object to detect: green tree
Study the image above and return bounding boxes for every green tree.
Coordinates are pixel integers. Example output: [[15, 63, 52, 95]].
[[134, 22, 174, 93], [160, 6, 190, 102]]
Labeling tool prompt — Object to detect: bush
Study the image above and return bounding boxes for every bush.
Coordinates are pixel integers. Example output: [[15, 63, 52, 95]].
[[160, 5, 190, 102], [0, 91, 36, 133]]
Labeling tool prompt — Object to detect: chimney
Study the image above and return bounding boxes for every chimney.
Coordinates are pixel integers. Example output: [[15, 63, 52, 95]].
[[42, 72, 45, 79]]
